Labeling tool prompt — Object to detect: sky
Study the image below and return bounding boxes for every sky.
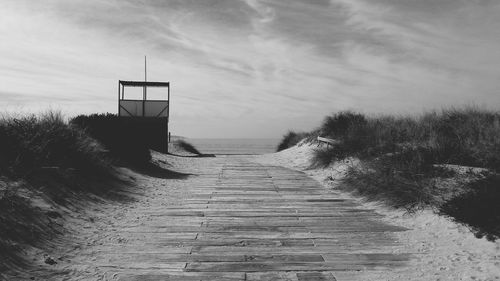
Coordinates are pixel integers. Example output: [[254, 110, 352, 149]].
[[1, 0, 499, 138]]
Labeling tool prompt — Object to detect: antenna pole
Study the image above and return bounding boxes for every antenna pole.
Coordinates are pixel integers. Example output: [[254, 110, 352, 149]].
[[143, 56, 147, 116]]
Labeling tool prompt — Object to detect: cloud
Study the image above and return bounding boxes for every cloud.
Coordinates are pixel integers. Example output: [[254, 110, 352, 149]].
[[1, 0, 499, 138]]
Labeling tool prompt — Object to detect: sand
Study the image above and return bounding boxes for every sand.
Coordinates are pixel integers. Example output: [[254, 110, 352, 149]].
[[3, 143, 499, 280], [254, 142, 500, 281]]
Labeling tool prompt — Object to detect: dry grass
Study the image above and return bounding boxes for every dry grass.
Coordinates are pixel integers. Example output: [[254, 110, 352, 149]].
[[71, 113, 155, 165], [280, 106, 500, 239], [175, 139, 201, 155], [276, 131, 309, 152], [0, 111, 135, 274], [0, 111, 111, 178], [312, 107, 500, 171]]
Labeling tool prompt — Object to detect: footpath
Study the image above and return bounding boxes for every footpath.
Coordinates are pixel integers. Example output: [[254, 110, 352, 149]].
[[69, 155, 410, 280]]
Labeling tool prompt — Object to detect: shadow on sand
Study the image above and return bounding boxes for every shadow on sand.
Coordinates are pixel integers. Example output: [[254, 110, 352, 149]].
[[439, 174, 500, 241], [167, 152, 216, 158], [1, 155, 196, 278], [0, 168, 138, 279], [131, 162, 192, 179]]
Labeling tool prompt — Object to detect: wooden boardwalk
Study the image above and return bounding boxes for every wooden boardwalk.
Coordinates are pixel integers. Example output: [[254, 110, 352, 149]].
[[94, 157, 410, 280]]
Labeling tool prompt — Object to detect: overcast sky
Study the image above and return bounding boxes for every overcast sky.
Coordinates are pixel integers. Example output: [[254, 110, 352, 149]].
[[1, 0, 499, 138]]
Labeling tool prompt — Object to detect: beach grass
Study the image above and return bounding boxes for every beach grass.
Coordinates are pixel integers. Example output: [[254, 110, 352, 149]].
[[312, 107, 500, 171], [280, 106, 500, 240], [0, 111, 127, 269], [0, 111, 111, 178], [71, 113, 155, 165], [175, 139, 201, 155], [276, 131, 309, 151]]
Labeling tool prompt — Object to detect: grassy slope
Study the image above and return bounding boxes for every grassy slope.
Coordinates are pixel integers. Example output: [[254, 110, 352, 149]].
[[276, 131, 309, 151], [175, 139, 201, 155], [71, 113, 154, 165], [0, 112, 203, 277], [0, 112, 111, 178], [0, 112, 130, 276], [279, 107, 500, 240]]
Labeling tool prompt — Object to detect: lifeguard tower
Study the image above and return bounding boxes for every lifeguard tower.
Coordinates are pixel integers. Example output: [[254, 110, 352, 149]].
[[117, 78, 171, 153], [118, 80, 170, 118]]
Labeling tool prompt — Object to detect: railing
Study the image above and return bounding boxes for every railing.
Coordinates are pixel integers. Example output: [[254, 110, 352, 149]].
[[118, 80, 170, 118], [119, 100, 169, 118], [317, 136, 340, 148]]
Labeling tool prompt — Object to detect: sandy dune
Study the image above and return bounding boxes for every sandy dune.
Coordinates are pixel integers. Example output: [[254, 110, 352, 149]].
[[255, 143, 500, 281]]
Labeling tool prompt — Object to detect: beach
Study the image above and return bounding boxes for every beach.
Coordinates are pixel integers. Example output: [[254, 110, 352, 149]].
[[186, 138, 280, 155]]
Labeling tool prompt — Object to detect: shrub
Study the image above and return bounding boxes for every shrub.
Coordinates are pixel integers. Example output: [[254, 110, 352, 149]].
[[176, 140, 201, 155], [0, 112, 131, 275], [280, 106, 500, 239], [320, 111, 367, 138], [430, 108, 500, 170], [276, 131, 308, 152], [0, 111, 111, 178], [313, 112, 371, 162], [310, 107, 500, 171], [71, 114, 167, 166], [340, 146, 446, 211], [311, 147, 338, 168]]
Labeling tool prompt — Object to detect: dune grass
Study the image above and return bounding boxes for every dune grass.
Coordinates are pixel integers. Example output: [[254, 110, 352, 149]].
[[175, 139, 201, 155], [312, 108, 500, 171], [0, 111, 112, 178], [0, 111, 129, 273], [276, 131, 309, 152], [71, 113, 173, 166], [280, 107, 500, 240]]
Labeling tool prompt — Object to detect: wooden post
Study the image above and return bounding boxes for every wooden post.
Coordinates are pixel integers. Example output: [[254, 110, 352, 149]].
[[167, 83, 170, 153], [118, 80, 120, 116], [142, 94, 145, 117], [166, 131, 170, 153], [143, 56, 147, 117], [167, 82, 170, 120]]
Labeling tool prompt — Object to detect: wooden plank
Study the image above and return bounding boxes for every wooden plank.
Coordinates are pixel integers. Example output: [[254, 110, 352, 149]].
[[297, 272, 337, 281], [184, 261, 400, 272], [317, 136, 340, 145], [246, 272, 337, 281], [189, 246, 404, 255], [80, 156, 411, 279], [322, 253, 411, 262], [98, 262, 186, 270], [117, 271, 245, 281]]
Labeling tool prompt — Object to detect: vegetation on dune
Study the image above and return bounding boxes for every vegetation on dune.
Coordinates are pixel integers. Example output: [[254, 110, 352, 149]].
[[0, 111, 198, 276], [312, 108, 500, 170], [276, 131, 309, 151], [0, 111, 136, 274], [0, 111, 111, 178], [279, 107, 500, 240], [71, 113, 159, 165], [175, 139, 201, 155]]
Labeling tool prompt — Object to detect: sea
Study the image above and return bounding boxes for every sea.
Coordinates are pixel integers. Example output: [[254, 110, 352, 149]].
[[186, 138, 280, 155]]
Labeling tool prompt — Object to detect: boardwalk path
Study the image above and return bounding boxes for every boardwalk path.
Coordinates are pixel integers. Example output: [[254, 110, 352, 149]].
[[89, 156, 410, 280]]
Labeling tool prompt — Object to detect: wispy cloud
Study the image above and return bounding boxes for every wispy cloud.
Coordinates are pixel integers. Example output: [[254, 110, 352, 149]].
[[1, 0, 499, 137]]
